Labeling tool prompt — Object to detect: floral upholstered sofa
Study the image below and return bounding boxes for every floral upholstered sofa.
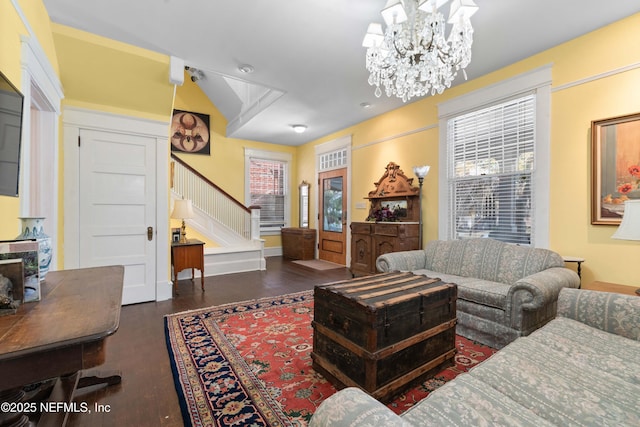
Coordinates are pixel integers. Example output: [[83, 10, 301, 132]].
[[309, 288, 640, 426], [375, 238, 580, 348]]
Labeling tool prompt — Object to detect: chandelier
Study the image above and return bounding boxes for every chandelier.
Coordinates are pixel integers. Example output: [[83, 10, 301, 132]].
[[363, 0, 479, 101]]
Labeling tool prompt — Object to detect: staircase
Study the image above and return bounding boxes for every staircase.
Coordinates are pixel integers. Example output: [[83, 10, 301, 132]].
[[171, 154, 265, 279]]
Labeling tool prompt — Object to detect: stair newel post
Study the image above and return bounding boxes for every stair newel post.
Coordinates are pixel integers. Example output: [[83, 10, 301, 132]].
[[250, 206, 261, 240]]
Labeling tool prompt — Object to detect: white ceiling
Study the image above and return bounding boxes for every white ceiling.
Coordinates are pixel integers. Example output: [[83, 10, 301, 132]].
[[42, 0, 640, 146]]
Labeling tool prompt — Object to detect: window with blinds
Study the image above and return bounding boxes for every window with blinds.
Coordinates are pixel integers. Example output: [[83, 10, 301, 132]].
[[447, 94, 535, 244], [249, 158, 286, 230]]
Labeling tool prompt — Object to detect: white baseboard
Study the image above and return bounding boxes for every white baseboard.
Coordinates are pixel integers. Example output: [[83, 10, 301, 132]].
[[174, 244, 267, 280], [264, 246, 283, 257], [156, 279, 173, 301]]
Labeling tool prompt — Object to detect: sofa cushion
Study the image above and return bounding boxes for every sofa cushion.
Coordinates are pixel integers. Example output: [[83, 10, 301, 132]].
[[413, 269, 509, 309], [423, 239, 564, 284], [465, 328, 640, 426], [526, 317, 640, 385], [403, 374, 555, 427]]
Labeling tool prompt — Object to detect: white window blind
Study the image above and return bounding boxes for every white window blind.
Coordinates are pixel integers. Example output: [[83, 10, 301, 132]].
[[249, 158, 286, 229], [447, 94, 535, 244]]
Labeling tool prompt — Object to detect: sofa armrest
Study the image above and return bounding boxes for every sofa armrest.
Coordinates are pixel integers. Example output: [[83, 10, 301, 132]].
[[376, 250, 426, 273], [510, 267, 580, 311], [557, 288, 640, 341], [309, 387, 411, 427]]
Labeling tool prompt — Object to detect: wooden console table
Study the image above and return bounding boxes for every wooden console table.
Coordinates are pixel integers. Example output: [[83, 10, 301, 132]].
[[0, 265, 124, 426], [171, 239, 205, 292]]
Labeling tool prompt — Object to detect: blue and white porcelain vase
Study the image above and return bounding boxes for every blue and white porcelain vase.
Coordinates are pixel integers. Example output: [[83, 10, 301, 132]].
[[16, 217, 52, 281]]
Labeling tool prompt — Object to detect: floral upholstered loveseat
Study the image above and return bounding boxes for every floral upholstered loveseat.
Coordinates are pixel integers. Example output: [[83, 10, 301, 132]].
[[309, 288, 640, 426], [375, 238, 580, 348]]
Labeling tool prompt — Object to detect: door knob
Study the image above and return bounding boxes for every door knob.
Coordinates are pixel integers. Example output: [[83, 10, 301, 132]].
[[147, 226, 154, 241]]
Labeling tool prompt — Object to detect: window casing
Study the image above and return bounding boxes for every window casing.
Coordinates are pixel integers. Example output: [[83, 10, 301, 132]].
[[244, 149, 291, 234], [447, 95, 535, 244], [438, 66, 552, 247]]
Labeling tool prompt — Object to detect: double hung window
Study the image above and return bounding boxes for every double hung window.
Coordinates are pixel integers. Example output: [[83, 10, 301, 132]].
[[245, 149, 291, 233], [447, 95, 535, 244], [439, 66, 552, 246]]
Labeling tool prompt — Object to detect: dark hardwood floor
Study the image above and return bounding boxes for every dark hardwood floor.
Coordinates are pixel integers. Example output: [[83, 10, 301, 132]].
[[67, 257, 352, 427]]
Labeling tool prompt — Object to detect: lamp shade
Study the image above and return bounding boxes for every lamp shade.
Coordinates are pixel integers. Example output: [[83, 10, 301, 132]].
[[171, 199, 194, 220], [413, 165, 431, 179], [381, 0, 408, 26], [362, 23, 385, 48], [612, 200, 640, 241], [448, 0, 478, 24]]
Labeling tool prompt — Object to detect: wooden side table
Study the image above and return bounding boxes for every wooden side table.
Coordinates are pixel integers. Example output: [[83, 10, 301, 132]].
[[171, 239, 205, 292], [562, 256, 585, 287], [0, 266, 124, 426]]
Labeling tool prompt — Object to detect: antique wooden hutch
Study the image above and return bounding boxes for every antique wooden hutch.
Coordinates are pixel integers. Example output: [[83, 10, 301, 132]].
[[350, 162, 421, 276]]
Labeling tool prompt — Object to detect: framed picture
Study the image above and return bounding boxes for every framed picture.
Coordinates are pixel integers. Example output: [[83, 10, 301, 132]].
[[0, 240, 40, 302], [171, 228, 181, 243], [591, 112, 640, 225], [0, 258, 24, 313], [170, 109, 211, 155]]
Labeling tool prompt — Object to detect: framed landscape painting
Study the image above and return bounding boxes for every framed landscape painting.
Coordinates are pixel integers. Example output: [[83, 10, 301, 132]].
[[591, 112, 640, 225]]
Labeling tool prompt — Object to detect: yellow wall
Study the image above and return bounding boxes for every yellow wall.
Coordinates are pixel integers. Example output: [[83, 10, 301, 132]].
[[0, 0, 61, 240], [172, 77, 298, 248], [52, 24, 175, 122], [0, 3, 26, 239], [3, 1, 640, 288], [299, 13, 640, 290]]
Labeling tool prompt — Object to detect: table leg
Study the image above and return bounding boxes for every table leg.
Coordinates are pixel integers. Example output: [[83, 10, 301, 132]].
[[0, 388, 29, 427], [173, 270, 179, 295]]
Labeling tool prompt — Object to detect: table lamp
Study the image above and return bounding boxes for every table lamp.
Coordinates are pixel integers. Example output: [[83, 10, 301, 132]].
[[171, 199, 194, 243], [611, 199, 640, 295], [412, 165, 430, 249]]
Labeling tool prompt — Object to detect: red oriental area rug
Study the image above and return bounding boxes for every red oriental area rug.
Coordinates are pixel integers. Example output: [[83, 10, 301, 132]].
[[164, 290, 496, 427]]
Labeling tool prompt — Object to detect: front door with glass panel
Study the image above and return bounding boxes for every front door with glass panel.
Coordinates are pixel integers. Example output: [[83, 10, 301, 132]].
[[318, 168, 347, 265]]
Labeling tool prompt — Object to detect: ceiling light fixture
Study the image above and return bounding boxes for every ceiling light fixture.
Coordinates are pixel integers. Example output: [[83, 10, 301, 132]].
[[363, 0, 479, 102], [291, 125, 307, 133], [238, 64, 255, 74]]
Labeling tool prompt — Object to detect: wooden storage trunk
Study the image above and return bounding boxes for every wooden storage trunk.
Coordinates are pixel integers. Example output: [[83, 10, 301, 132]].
[[281, 227, 316, 260], [311, 272, 457, 401]]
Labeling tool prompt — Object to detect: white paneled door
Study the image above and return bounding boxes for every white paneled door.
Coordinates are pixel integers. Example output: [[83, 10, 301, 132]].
[[78, 129, 157, 304]]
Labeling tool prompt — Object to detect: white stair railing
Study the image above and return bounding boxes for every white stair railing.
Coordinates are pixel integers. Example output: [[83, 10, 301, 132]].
[[171, 155, 255, 241]]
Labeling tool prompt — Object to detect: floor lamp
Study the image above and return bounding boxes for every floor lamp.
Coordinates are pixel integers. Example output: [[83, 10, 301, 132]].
[[413, 165, 430, 249], [611, 199, 640, 295]]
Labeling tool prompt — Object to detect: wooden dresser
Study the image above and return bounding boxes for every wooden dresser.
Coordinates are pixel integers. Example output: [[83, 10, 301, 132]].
[[350, 161, 421, 276]]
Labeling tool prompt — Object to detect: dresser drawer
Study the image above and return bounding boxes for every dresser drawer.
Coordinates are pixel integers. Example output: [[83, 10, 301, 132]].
[[351, 222, 372, 234], [373, 223, 399, 236]]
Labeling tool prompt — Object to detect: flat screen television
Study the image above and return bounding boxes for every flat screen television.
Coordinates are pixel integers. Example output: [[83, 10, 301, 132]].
[[0, 71, 24, 197]]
